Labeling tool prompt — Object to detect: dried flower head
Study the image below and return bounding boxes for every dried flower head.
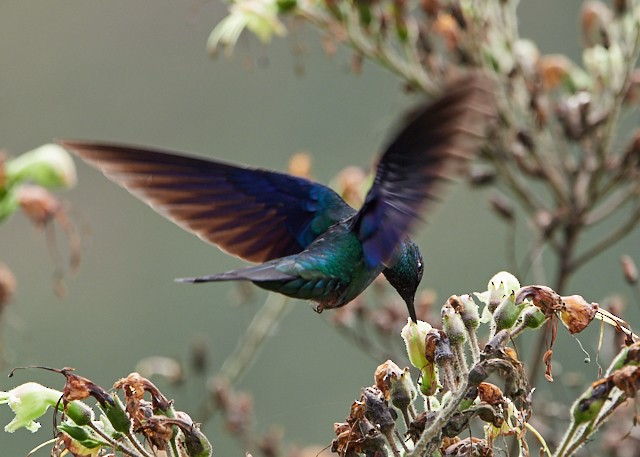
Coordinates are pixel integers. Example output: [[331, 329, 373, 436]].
[[559, 294, 598, 334], [288, 152, 312, 178]]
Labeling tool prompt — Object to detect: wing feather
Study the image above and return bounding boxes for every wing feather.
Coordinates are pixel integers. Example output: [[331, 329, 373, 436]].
[[60, 141, 355, 263], [352, 74, 497, 268]]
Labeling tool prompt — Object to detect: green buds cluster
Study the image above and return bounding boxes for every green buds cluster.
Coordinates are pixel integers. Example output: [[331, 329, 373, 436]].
[[475, 271, 528, 338], [335, 270, 638, 457], [1, 371, 212, 457]]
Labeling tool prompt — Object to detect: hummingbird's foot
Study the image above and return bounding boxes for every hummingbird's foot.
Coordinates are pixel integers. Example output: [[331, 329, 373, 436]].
[[312, 303, 325, 314]]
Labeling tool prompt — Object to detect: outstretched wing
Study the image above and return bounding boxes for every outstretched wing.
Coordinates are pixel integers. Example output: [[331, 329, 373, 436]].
[[352, 74, 496, 268], [60, 141, 355, 263]]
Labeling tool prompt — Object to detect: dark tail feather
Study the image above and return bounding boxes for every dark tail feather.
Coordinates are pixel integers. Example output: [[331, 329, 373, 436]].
[[176, 262, 296, 284], [176, 272, 248, 283]]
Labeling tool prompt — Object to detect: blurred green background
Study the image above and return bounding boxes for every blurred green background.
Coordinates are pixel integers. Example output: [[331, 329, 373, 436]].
[[0, 1, 638, 455]]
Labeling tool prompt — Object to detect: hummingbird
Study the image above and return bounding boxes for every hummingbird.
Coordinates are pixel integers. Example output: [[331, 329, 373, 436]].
[[60, 74, 494, 322]]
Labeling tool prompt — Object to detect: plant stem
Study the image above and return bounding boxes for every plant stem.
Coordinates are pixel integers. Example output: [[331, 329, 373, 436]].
[[125, 431, 155, 457], [295, 0, 437, 94], [409, 377, 469, 457], [553, 421, 580, 457], [528, 220, 580, 383], [87, 422, 140, 457], [525, 422, 552, 457], [467, 330, 480, 364], [220, 293, 292, 384]]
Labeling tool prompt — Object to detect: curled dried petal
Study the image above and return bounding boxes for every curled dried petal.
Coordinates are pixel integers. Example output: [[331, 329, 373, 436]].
[[515, 285, 562, 318]]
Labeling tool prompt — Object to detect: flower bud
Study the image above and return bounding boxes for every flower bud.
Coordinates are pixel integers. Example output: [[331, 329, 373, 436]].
[[492, 292, 525, 333], [458, 294, 479, 331], [374, 360, 403, 400], [401, 319, 432, 370], [65, 399, 95, 427], [58, 421, 103, 449], [389, 367, 416, 414], [374, 360, 416, 415], [442, 299, 466, 346], [7, 144, 77, 190], [518, 305, 547, 330], [402, 319, 440, 397], [104, 394, 131, 435]]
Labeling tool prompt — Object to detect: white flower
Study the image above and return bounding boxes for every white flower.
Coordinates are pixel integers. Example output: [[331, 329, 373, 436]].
[[7, 144, 77, 189], [208, 0, 287, 56], [0, 382, 62, 433], [475, 271, 521, 322]]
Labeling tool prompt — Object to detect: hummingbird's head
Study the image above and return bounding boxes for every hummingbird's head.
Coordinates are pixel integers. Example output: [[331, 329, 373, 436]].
[[383, 239, 423, 322]]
